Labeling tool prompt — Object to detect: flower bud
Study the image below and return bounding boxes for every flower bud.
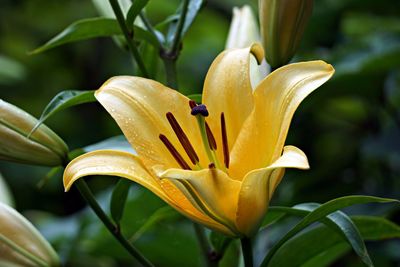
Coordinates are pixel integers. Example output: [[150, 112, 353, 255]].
[[225, 5, 260, 49], [0, 99, 68, 166], [226, 5, 270, 87], [259, 0, 313, 68], [0, 202, 60, 267]]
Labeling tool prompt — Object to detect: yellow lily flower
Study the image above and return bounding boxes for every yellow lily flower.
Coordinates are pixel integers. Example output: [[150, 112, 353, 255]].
[[63, 43, 334, 237]]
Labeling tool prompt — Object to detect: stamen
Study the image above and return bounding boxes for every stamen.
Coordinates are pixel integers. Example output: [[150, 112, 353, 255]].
[[159, 134, 191, 170], [166, 112, 199, 165], [220, 112, 229, 168], [205, 122, 217, 150], [208, 163, 216, 169]]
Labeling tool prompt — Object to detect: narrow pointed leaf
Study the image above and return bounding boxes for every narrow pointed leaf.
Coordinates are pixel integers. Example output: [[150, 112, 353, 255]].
[[129, 206, 181, 242], [268, 216, 400, 267], [262, 204, 372, 266], [110, 179, 131, 225], [29, 90, 95, 136], [133, 26, 162, 48], [30, 18, 122, 54], [181, 0, 205, 38], [261, 195, 399, 267], [126, 0, 149, 30], [166, 0, 205, 45]]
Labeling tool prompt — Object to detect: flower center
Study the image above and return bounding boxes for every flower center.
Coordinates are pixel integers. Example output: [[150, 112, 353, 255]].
[[158, 100, 230, 171]]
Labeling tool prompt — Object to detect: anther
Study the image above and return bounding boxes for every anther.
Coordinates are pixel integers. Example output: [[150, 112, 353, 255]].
[[220, 113, 230, 168], [159, 134, 191, 170], [191, 104, 209, 117], [205, 122, 217, 150], [166, 112, 199, 165], [208, 163, 216, 169]]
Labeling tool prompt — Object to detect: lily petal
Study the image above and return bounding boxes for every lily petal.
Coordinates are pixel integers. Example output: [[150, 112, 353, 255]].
[[230, 61, 334, 179], [202, 44, 264, 161], [63, 149, 162, 194], [235, 145, 309, 236], [95, 77, 207, 169], [63, 150, 230, 235], [158, 167, 241, 235]]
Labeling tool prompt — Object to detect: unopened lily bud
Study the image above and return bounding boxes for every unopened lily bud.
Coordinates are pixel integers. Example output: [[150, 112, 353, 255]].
[[226, 6, 260, 49], [226, 5, 270, 87], [259, 0, 313, 68], [0, 99, 68, 166], [0, 202, 60, 267]]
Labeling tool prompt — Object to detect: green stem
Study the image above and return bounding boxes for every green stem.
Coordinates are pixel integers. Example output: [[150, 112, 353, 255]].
[[0, 234, 49, 267], [170, 0, 189, 53], [139, 12, 163, 47], [75, 179, 154, 267], [241, 237, 254, 267], [109, 0, 149, 78], [162, 57, 178, 89], [159, 0, 189, 90], [193, 224, 219, 267]]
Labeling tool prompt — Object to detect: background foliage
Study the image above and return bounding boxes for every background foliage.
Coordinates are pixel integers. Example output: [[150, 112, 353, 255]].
[[0, 0, 399, 266]]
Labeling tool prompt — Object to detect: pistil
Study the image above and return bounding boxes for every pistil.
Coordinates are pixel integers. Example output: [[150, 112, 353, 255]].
[[190, 101, 224, 170]]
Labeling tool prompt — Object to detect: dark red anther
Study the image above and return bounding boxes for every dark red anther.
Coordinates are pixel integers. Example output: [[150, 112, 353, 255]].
[[159, 134, 191, 170], [166, 112, 199, 165], [221, 112, 229, 168]]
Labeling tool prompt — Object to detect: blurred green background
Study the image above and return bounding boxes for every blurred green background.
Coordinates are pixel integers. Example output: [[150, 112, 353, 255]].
[[0, 0, 399, 266]]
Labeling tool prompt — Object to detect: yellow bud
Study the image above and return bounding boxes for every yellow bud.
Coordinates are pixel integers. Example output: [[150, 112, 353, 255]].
[[226, 5, 270, 87], [0, 202, 60, 267], [0, 99, 68, 166], [225, 5, 260, 49], [259, 0, 313, 68]]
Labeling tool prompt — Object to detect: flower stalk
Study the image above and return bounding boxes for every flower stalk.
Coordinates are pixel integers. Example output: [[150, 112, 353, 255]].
[[241, 237, 254, 267], [160, 0, 189, 89], [109, 0, 149, 78], [75, 179, 154, 267]]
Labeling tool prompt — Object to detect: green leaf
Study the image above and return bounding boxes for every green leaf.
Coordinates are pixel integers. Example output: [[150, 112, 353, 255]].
[[351, 215, 400, 240], [129, 205, 181, 242], [181, 0, 204, 39], [263, 204, 372, 266], [295, 203, 371, 266], [260, 195, 399, 267], [268, 216, 400, 267], [30, 18, 122, 54], [126, 0, 149, 30], [29, 90, 95, 136], [166, 0, 205, 45], [110, 179, 131, 226], [134, 25, 162, 48]]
